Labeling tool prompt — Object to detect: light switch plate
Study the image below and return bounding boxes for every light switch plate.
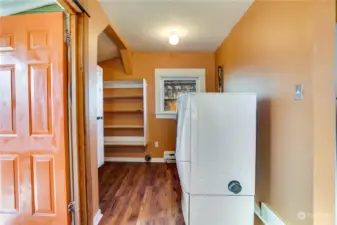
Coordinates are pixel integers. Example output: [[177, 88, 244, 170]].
[[294, 85, 303, 100]]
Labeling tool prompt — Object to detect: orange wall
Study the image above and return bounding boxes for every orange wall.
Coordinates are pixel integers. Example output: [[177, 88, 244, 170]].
[[311, 2, 335, 224], [100, 52, 215, 158], [216, 1, 335, 225]]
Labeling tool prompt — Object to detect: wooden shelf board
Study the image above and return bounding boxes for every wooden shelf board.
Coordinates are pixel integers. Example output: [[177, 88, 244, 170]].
[[104, 125, 144, 129], [104, 152, 145, 158], [104, 136, 145, 147], [104, 142, 146, 147], [104, 80, 143, 89], [104, 95, 143, 100], [104, 109, 143, 114]]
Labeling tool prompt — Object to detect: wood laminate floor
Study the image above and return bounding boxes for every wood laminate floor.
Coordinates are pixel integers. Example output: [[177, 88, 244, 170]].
[[98, 162, 185, 225]]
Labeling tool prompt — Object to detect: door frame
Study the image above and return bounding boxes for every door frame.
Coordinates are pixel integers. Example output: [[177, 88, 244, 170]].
[[56, 1, 88, 225]]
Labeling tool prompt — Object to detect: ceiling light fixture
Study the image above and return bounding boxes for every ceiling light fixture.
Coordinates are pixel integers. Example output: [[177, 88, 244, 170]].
[[169, 34, 179, 45]]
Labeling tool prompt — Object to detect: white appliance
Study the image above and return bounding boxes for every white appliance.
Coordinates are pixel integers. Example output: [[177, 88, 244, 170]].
[[97, 65, 104, 168], [175, 93, 257, 225]]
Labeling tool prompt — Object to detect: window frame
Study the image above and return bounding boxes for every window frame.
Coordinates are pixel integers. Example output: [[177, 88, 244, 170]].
[[154, 68, 206, 119]]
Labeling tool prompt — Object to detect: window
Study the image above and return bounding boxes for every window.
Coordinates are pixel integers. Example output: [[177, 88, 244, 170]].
[[163, 79, 197, 112], [155, 69, 206, 119]]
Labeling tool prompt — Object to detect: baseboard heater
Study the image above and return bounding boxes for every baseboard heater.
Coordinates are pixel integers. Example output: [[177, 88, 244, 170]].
[[164, 151, 176, 163]]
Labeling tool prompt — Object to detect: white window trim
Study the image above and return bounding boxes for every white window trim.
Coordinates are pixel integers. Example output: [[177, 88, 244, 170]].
[[155, 68, 206, 119]]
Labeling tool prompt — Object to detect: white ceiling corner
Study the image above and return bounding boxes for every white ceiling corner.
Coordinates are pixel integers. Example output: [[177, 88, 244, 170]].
[[0, 0, 118, 62], [0, 0, 55, 16], [99, 0, 253, 52]]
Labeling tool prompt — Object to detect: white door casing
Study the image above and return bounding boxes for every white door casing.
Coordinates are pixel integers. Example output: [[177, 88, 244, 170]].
[[97, 66, 104, 167]]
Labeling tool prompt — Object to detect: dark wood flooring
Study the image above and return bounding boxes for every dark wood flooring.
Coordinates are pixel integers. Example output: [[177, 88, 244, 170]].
[[98, 162, 185, 225]]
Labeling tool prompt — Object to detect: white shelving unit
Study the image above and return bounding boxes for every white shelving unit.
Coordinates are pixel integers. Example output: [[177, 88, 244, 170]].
[[104, 136, 145, 146], [104, 125, 144, 129], [104, 80, 144, 89], [103, 79, 148, 147]]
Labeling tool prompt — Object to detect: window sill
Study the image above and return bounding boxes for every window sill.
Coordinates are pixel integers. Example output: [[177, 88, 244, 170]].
[[155, 112, 177, 119]]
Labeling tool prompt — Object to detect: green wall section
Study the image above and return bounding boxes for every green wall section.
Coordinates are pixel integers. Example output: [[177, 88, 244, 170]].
[[14, 4, 62, 15]]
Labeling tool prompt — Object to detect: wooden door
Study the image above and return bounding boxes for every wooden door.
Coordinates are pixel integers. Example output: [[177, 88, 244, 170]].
[[97, 66, 104, 167], [0, 13, 69, 225]]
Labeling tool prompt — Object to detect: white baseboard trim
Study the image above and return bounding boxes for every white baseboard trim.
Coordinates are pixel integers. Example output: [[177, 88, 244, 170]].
[[255, 202, 268, 224], [255, 202, 285, 225], [151, 158, 165, 162], [93, 209, 103, 225], [105, 157, 165, 163], [261, 203, 285, 225], [97, 162, 104, 168]]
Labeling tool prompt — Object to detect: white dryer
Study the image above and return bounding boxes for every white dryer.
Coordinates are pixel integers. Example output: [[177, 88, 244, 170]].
[[175, 93, 257, 225]]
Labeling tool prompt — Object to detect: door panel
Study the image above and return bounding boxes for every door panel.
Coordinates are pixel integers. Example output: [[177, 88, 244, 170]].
[[31, 155, 56, 215], [0, 66, 16, 135], [28, 64, 52, 135], [0, 13, 69, 225], [0, 155, 19, 214]]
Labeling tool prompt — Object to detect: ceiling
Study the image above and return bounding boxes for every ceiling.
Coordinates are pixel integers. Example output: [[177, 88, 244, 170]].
[[99, 0, 253, 52], [0, 0, 253, 59], [0, 0, 55, 15]]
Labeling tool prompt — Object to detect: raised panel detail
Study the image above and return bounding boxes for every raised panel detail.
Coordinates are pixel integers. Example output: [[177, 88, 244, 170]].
[[28, 31, 48, 50], [0, 35, 14, 51], [0, 155, 19, 214], [31, 155, 55, 215], [0, 66, 16, 135], [28, 64, 52, 135]]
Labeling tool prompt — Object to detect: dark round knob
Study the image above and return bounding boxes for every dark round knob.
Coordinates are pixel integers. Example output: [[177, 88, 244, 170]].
[[145, 154, 151, 163], [228, 180, 242, 194]]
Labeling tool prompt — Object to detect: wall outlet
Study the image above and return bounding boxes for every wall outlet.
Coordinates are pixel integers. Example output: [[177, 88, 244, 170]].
[[294, 84, 303, 100], [154, 141, 159, 148]]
